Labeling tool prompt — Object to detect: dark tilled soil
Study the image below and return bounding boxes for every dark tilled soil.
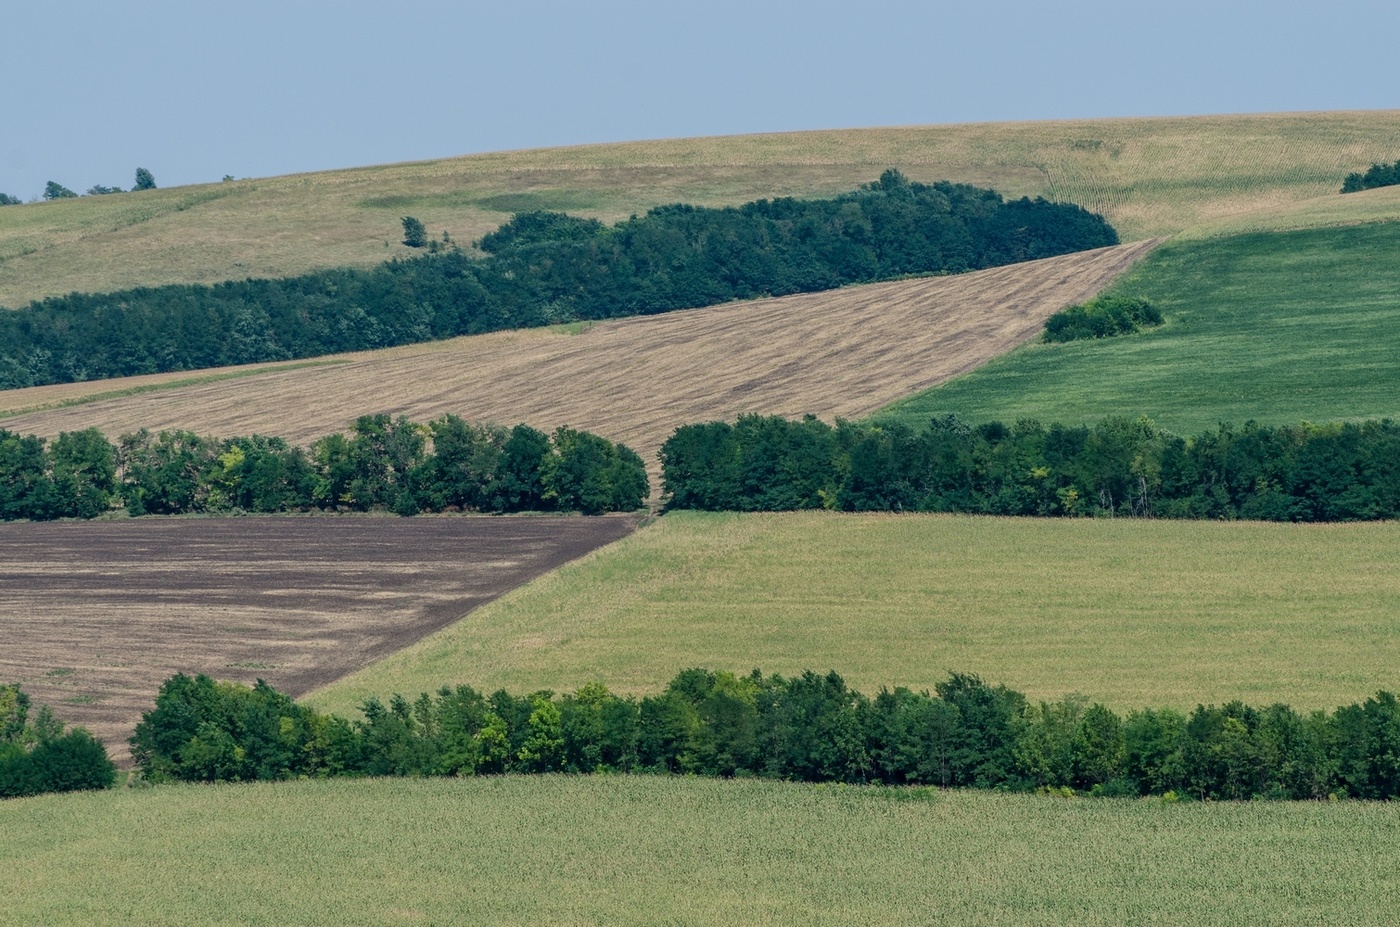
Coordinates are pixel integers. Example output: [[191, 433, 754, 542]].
[[0, 514, 639, 762]]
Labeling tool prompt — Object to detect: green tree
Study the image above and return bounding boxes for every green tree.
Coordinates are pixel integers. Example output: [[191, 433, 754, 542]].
[[517, 695, 564, 772], [0, 192, 23, 205], [43, 181, 77, 200], [133, 167, 156, 190], [401, 216, 427, 248]]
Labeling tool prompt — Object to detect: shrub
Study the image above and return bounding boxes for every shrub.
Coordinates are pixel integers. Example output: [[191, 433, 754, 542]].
[[0, 683, 116, 798], [1043, 295, 1162, 343], [1341, 159, 1400, 193]]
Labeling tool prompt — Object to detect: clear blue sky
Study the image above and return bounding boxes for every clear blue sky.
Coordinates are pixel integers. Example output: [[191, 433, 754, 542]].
[[4, 0, 1397, 199]]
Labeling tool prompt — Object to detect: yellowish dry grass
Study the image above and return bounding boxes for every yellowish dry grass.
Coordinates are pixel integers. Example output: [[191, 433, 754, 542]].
[[1, 241, 1154, 484], [2, 111, 1398, 306]]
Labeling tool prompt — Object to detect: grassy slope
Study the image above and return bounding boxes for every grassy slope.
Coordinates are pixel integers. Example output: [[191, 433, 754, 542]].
[[308, 512, 1400, 719], [3, 111, 1400, 307], [4, 776, 1398, 927], [880, 202, 1400, 434]]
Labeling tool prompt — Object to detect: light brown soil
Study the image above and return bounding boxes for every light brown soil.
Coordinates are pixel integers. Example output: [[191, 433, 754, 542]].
[[0, 514, 638, 762], [3, 240, 1156, 486]]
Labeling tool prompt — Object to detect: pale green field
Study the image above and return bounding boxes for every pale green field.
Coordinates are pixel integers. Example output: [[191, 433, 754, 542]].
[[3, 111, 1400, 307], [309, 512, 1400, 719], [3, 776, 1397, 926]]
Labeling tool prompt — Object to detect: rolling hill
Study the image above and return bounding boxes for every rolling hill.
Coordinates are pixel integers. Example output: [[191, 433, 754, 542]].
[[1, 241, 1154, 483], [2, 110, 1398, 308], [880, 187, 1400, 433]]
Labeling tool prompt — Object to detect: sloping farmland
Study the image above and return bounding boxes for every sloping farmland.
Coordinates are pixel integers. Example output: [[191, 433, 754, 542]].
[[2, 240, 1155, 483], [0, 514, 638, 762]]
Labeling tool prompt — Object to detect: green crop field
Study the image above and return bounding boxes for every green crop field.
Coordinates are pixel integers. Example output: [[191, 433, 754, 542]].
[[880, 211, 1400, 435], [308, 512, 1400, 720], [3, 111, 1399, 308], [3, 776, 1397, 926]]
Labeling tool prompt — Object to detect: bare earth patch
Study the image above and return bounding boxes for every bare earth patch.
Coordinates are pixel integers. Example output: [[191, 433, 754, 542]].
[[3, 241, 1156, 485], [0, 514, 638, 762]]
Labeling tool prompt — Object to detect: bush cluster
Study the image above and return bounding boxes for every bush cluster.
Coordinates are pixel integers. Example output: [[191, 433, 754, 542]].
[[1042, 295, 1162, 342], [659, 413, 1400, 520], [0, 683, 116, 799], [131, 670, 1400, 801], [1341, 159, 1400, 193], [0, 414, 647, 521], [0, 172, 1118, 388]]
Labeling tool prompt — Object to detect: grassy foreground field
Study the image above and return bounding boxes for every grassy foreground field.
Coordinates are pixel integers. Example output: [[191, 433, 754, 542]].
[[3, 776, 1397, 926], [1, 242, 1152, 484], [882, 214, 1400, 434], [2, 111, 1398, 306], [309, 512, 1400, 719]]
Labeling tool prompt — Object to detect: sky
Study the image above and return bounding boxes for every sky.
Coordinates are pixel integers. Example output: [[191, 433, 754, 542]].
[[3, 0, 1398, 200]]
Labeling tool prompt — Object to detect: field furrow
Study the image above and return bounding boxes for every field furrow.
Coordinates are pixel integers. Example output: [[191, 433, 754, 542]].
[[0, 515, 638, 761]]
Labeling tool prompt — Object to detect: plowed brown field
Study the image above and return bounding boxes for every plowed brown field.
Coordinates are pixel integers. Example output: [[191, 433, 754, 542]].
[[0, 514, 638, 762], [3, 240, 1155, 482]]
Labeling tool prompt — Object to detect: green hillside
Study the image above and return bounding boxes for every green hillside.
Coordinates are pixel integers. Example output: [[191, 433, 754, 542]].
[[880, 202, 1400, 434], [308, 512, 1400, 719], [2, 111, 1399, 307], [5, 777, 1398, 926]]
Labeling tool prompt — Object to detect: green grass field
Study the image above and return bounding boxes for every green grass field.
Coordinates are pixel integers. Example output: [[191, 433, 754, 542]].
[[880, 215, 1400, 434], [307, 512, 1400, 720], [3, 775, 1397, 926], [3, 111, 1399, 307]]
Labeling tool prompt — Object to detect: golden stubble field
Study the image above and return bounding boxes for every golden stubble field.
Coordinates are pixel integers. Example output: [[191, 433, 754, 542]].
[[1, 111, 1397, 306], [0, 515, 638, 762], [1, 241, 1155, 485]]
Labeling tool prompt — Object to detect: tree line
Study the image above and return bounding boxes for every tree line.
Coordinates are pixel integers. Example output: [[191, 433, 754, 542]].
[[659, 414, 1400, 521], [1341, 159, 1400, 193], [0, 171, 1119, 388], [1, 683, 116, 798], [125, 669, 1400, 802], [0, 414, 647, 520]]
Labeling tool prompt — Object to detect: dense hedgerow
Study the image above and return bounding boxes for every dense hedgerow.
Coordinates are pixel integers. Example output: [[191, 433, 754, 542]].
[[131, 670, 1400, 801], [1341, 159, 1400, 193], [0, 414, 647, 521], [1042, 295, 1162, 343], [0, 171, 1118, 388], [0, 683, 116, 799], [659, 413, 1400, 521]]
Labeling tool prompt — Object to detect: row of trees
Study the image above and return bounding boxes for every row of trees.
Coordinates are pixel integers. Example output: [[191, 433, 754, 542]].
[[1341, 159, 1400, 193], [1, 684, 116, 798], [131, 669, 1400, 801], [0, 171, 1118, 388], [5, 169, 158, 204], [659, 413, 1400, 521], [0, 414, 647, 520]]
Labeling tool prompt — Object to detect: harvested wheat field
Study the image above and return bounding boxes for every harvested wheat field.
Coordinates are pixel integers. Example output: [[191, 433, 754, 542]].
[[0, 514, 638, 761], [1, 241, 1155, 482], [2, 111, 1398, 307]]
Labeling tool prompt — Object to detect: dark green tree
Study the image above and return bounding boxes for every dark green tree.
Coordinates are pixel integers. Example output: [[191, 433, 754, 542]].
[[401, 216, 427, 248], [133, 167, 157, 191], [43, 181, 77, 200]]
